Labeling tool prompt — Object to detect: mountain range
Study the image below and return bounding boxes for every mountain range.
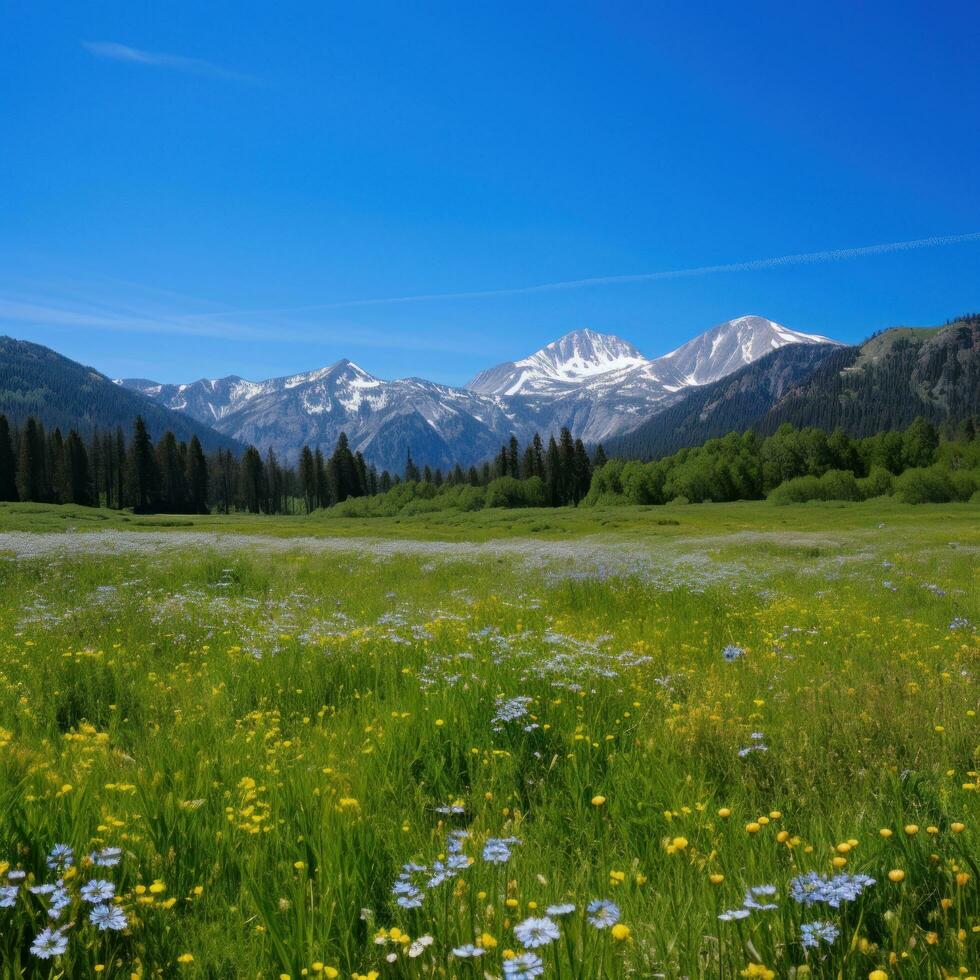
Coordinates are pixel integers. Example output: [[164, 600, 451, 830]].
[[119, 315, 838, 470]]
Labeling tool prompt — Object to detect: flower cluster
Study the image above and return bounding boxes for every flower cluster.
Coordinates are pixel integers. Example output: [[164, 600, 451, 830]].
[[789, 871, 876, 908], [0, 843, 128, 962]]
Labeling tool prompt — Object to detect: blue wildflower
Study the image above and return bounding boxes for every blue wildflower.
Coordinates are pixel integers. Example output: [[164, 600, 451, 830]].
[[546, 902, 576, 917], [81, 879, 116, 904], [586, 898, 620, 928], [482, 837, 521, 864], [718, 908, 751, 922], [89, 903, 128, 931], [801, 920, 839, 949], [452, 944, 485, 958], [789, 872, 875, 908], [0, 884, 18, 908], [514, 916, 561, 948], [46, 845, 73, 871], [502, 952, 545, 979], [89, 847, 123, 867], [722, 645, 745, 662], [30, 927, 69, 959]]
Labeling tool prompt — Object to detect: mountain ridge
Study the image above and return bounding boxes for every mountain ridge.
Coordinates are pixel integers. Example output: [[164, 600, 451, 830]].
[[118, 316, 838, 468]]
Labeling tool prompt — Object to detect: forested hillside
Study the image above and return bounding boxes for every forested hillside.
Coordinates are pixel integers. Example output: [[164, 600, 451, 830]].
[[0, 337, 240, 452], [607, 317, 979, 460]]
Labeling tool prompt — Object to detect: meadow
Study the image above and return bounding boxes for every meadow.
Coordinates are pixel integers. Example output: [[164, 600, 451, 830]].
[[0, 500, 976, 978]]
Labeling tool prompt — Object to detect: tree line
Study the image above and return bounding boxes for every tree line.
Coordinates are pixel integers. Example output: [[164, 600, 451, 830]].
[[0, 414, 599, 514]]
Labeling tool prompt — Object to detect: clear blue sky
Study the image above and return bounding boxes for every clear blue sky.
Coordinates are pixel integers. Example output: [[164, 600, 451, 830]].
[[2, 2, 978, 385]]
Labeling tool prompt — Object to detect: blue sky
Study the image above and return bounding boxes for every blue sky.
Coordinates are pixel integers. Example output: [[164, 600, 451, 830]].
[[2, 2, 978, 385]]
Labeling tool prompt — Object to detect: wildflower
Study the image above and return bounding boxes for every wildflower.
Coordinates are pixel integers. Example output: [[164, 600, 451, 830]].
[[81, 879, 116, 903], [46, 844, 73, 871], [868, 972, 888, 980], [801, 920, 839, 949], [89, 847, 123, 867], [709, 874, 725, 885], [722, 645, 745, 662], [177, 954, 194, 964], [514, 916, 561, 948], [453, 944, 485, 958], [90, 903, 128, 931], [502, 952, 545, 979], [0, 884, 18, 907], [586, 899, 620, 928], [483, 837, 521, 864], [743, 884, 778, 911], [492, 695, 534, 726], [887, 869, 905, 883], [719, 908, 751, 921], [30, 927, 69, 959], [408, 935, 433, 957], [740, 965, 775, 980], [591, 795, 606, 806], [546, 902, 576, 916], [611, 923, 630, 940], [789, 871, 875, 907]]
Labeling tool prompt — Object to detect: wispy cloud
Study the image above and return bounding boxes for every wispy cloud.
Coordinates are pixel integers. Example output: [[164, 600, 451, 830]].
[[0, 290, 491, 356], [187, 231, 980, 318], [82, 41, 253, 82]]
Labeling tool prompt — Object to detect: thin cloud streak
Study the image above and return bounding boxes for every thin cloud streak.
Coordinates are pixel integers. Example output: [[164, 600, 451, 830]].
[[189, 231, 980, 319], [0, 294, 493, 356], [82, 41, 253, 82]]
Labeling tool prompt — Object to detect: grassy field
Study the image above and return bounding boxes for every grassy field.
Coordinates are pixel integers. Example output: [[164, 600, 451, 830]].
[[0, 501, 976, 978]]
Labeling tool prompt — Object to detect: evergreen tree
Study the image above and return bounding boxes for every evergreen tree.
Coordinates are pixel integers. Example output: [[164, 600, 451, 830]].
[[49, 428, 68, 503], [0, 414, 17, 501], [114, 427, 126, 510], [299, 446, 317, 512], [239, 446, 265, 513], [314, 448, 328, 508], [544, 435, 561, 506], [64, 430, 92, 505], [404, 450, 420, 483], [593, 444, 608, 468], [16, 417, 47, 502], [125, 416, 160, 512], [156, 431, 187, 512], [186, 435, 209, 514]]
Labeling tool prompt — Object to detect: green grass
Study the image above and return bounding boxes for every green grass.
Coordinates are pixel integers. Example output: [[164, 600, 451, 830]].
[[0, 500, 977, 978]]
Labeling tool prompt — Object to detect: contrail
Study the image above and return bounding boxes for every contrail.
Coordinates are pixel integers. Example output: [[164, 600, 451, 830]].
[[187, 231, 980, 319]]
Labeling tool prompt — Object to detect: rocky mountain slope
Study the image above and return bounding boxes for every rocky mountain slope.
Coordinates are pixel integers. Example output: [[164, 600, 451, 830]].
[[118, 316, 839, 469]]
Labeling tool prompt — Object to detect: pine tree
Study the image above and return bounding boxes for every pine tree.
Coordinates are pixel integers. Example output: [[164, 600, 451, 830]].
[[404, 450, 420, 483], [16, 417, 46, 502], [0, 414, 18, 501], [49, 428, 68, 503], [186, 435, 209, 513], [544, 435, 561, 506], [573, 438, 592, 503], [299, 446, 317, 512], [156, 431, 187, 512], [114, 427, 126, 509], [593, 444, 608, 468], [557, 427, 577, 505], [65, 430, 92, 505], [125, 416, 159, 512], [239, 446, 265, 513], [314, 448, 328, 509]]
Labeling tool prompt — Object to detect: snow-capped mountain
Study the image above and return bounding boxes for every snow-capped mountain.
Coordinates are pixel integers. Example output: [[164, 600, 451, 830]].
[[467, 328, 649, 396], [118, 316, 838, 470], [655, 316, 838, 387]]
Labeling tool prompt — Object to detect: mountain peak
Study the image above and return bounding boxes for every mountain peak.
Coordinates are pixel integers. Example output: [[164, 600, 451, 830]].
[[658, 315, 838, 387], [467, 328, 648, 395]]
